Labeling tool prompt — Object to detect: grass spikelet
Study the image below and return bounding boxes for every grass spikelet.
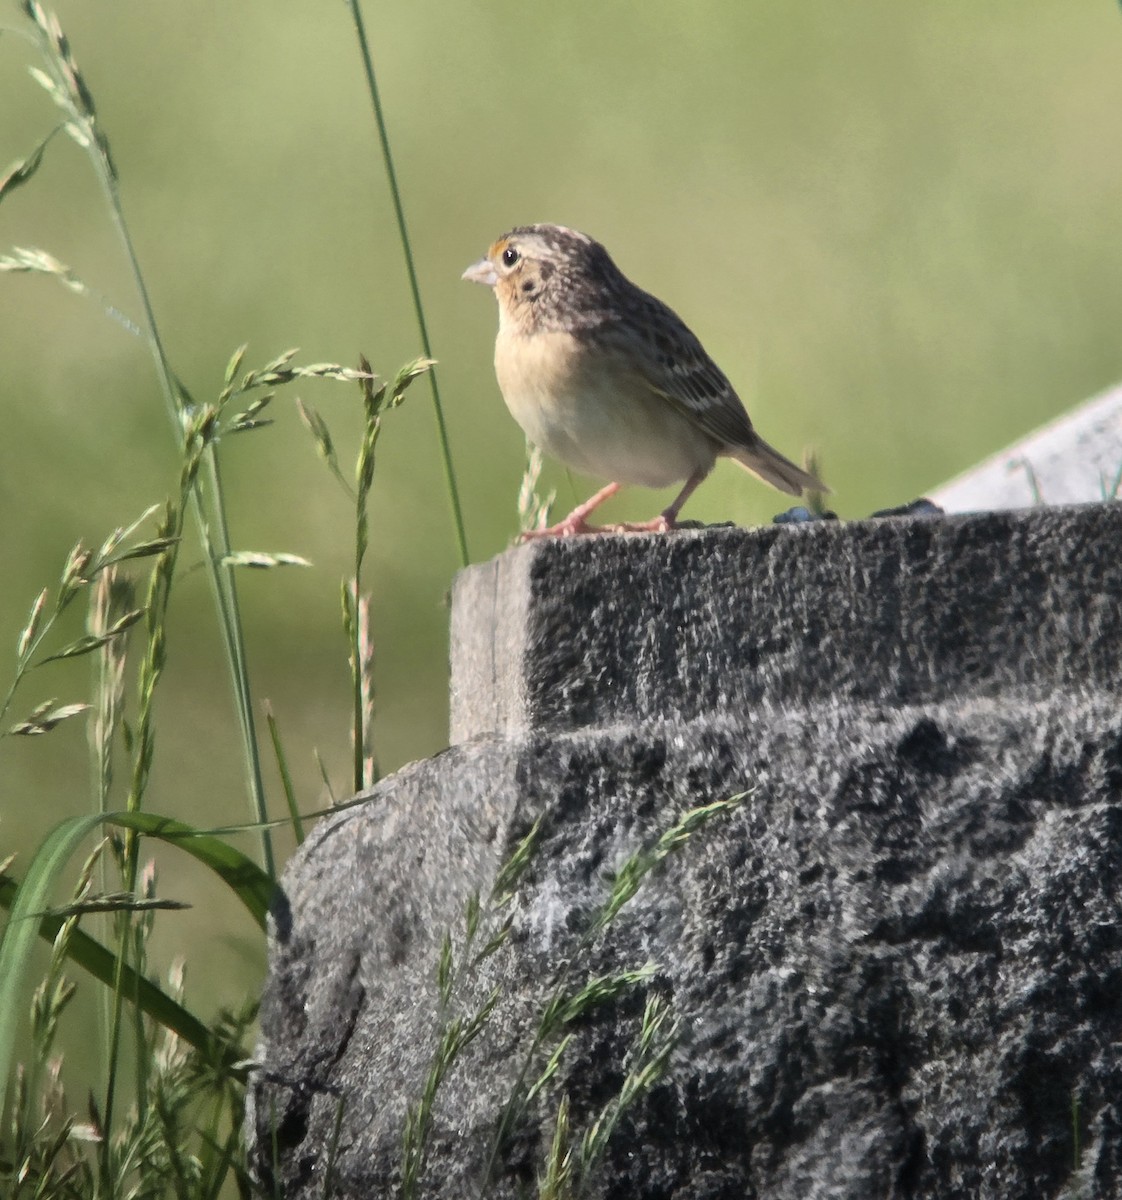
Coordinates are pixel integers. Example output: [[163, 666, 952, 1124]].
[[518, 441, 555, 534], [23, 0, 117, 176], [0, 126, 61, 205], [9, 700, 89, 737], [15, 588, 48, 660], [297, 397, 351, 495], [591, 792, 751, 934], [0, 245, 91, 294], [221, 551, 312, 570], [537, 1094, 574, 1200]]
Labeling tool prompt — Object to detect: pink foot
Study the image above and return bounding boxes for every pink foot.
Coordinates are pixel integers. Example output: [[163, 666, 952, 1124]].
[[518, 516, 608, 541], [607, 514, 677, 534]]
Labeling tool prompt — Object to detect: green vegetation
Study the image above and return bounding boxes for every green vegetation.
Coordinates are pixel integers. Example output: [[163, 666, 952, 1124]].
[[0, 4, 444, 1191], [397, 797, 748, 1200]]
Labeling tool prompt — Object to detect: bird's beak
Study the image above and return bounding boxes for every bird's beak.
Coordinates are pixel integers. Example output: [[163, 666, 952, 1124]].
[[461, 257, 498, 287]]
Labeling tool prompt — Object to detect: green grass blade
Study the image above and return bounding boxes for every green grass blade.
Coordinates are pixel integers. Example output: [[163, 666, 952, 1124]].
[[0, 875, 224, 1062], [344, 0, 469, 567], [106, 811, 277, 928], [0, 812, 99, 1100], [0, 809, 276, 1098], [264, 700, 304, 844], [201, 448, 275, 879]]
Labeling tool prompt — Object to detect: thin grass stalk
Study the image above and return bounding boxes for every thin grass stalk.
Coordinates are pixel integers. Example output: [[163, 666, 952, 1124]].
[[477, 794, 750, 1197], [344, 0, 469, 567], [22, 847, 95, 1160], [1, 542, 89, 731], [322, 1096, 346, 1200], [86, 567, 130, 1108], [352, 360, 378, 794], [200, 448, 275, 877], [14, 847, 98, 1193], [354, 587, 376, 790], [518, 442, 555, 535], [131, 860, 159, 1127], [24, 2, 275, 875], [102, 476, 189, 1179], [88, 567, 129, 821], [264, 701, 305, 844], [574, 995, 678, 1193], [539, 1095, 573, 1200], [341, 580, 362, 795], [101, 512, 178, 1188]]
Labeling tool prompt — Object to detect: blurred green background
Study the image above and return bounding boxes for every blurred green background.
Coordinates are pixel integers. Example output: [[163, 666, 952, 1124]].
[[2, 0, 1121, 1058]]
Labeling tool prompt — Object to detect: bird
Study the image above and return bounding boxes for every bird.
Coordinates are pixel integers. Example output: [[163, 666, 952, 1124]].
[[462, 223, 826, 537]]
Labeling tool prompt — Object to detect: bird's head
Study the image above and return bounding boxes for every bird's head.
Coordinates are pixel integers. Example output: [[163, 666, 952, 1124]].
[[462, 224, 619, 333]]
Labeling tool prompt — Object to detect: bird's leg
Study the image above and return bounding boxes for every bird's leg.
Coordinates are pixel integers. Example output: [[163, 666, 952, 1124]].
[[610, 467, 710, 534], [519, 481, 622, 540]]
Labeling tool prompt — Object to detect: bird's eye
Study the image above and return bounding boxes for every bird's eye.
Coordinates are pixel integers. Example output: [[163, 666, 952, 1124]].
[[502, 246, 520, 267]]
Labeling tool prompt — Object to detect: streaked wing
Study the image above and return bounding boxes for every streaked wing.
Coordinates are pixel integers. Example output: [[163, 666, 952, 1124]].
[[598, 287, 757, 449]]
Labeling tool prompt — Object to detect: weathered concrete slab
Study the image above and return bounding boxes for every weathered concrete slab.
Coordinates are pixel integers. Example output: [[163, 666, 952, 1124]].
[[451, 505, 1122, 742], [253, 503, 1122, 1200], [930, 382, 1122, 511], [252, 698, 1122, 1199]]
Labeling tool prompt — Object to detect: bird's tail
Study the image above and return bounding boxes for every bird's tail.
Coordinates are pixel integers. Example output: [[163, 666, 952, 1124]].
[[729, 435, 828, 497]]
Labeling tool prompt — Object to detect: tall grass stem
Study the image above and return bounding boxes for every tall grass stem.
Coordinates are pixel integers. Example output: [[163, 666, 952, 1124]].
[[43, 29, 277, 878], [345, 0, 470, 567]]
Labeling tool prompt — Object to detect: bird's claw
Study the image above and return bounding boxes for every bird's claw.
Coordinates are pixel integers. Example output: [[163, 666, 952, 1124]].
[[518, 517, 608, 541], [606, 515, 676, 534]]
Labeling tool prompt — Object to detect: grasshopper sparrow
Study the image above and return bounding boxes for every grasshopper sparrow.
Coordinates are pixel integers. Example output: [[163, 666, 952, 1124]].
[[463, 223, 825, 537]]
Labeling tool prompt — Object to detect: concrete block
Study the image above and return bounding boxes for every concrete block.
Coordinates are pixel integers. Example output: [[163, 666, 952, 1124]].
[[451, 505, 1122, 742], [252, 503, 1122, 1199]]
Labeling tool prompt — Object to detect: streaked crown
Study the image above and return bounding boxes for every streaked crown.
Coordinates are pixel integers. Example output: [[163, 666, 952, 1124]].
[[481, 224, 627, 332]]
